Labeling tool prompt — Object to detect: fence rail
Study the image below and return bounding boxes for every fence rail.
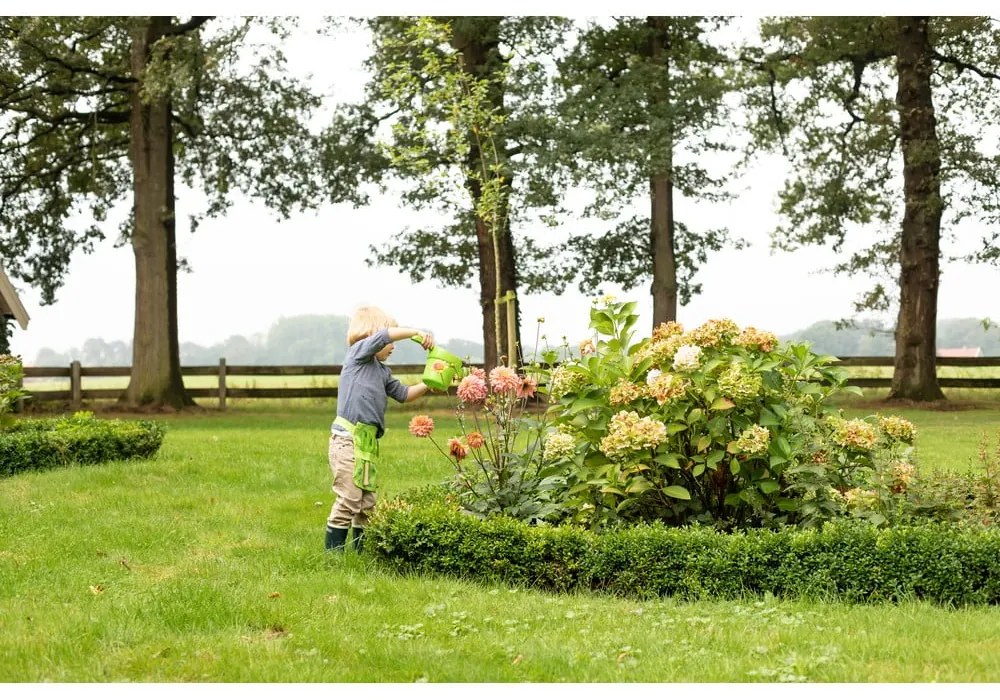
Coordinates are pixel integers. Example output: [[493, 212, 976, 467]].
[[19, 357, 1000, 409]]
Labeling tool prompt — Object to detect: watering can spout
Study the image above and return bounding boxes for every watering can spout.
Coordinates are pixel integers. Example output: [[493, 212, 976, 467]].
[[412, 335, 465, 391]]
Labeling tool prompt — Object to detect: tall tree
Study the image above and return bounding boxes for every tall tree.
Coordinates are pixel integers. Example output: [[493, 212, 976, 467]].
[[322, 16, 570, 370], [0, 16, 322, 407], [541, 16, 741, 326], [742, 16, 1000, 401]]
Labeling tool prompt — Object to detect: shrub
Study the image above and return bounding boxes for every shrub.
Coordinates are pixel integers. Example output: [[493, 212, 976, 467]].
[[532, 297, 917, 530], [0, 411, 166, 477], [367, 493, 1000, 605], [0, 354, 29, 428]]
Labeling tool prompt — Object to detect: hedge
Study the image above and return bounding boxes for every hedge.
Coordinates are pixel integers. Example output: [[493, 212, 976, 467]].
[[367, 491, 1000, 606], [0, 414, 166, 477]]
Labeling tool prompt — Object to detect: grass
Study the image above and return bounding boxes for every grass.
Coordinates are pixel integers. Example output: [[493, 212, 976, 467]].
[[3, 399, 1000, 681]]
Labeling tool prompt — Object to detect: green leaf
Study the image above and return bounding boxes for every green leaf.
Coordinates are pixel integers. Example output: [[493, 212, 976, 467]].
[[564, 397, 607, 415], [662, 485, 691, 500], [615, 497, 639, 513], [665, 422, 687, 435], [776, 498, 800, 512], [654, 453, 681, 469], [625, 476, 653, 494], [758, 407, 780, 426], [758, 479, 780, 494], [710, 397, 735, 411]]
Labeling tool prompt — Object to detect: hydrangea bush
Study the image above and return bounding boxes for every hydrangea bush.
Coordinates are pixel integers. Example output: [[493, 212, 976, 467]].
[[535, 298, 917, 531], [408, 299, 920, 532], [0, 354, 28, 429]]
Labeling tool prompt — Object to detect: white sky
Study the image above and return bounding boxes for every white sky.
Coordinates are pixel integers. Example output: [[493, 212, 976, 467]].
[[6, 11, 1000, 363]]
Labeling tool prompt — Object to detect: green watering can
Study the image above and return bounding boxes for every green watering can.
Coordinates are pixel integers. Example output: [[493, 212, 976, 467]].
[[412, 335, 465, 391]]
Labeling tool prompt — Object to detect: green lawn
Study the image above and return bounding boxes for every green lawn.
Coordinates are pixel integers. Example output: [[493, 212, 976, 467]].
[[2, 399, 1000, 682]]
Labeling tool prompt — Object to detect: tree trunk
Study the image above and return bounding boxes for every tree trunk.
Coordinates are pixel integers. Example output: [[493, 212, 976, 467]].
[[647, 17, 679, 326], [888, 16, 945, 402], [650, 174, 678, 325], [473, 206, 501, 371], [123, 16, 194, 409], [452, 18, 522, 372]]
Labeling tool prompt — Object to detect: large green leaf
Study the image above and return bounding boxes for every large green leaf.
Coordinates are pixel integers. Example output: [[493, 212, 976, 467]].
[[662, 485, 691, 500]]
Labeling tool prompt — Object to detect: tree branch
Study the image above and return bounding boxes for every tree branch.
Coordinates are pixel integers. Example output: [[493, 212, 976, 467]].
[[17, 34, 134, 85], [930, 50, 1000, 80], [163, 16, 214, 37]]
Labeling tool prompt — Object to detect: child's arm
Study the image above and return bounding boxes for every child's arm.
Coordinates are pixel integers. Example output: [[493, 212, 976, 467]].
[[404, 382, 431, 402], [387, 327, 434, 350]]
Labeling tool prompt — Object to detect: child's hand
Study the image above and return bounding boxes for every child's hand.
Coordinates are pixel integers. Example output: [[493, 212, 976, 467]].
[[418, 332, 435, 350]]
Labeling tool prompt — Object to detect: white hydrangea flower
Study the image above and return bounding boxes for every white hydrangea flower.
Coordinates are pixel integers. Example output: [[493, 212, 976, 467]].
[[672, 344, 703, 371], [646, 369, 662, 385]]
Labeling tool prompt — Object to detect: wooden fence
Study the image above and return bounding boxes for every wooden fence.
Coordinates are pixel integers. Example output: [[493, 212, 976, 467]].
[[19, 356, 1000, 409]]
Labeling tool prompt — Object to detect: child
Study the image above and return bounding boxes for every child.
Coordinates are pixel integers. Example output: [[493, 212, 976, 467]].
[[325, 306, 435, 552]]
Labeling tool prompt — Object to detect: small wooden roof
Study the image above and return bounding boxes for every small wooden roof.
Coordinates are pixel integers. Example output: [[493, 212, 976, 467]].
[[0, 263, 30, 330]]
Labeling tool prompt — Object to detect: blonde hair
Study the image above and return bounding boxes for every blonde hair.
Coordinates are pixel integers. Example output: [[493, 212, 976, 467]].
[[347, 306, 396, 346]]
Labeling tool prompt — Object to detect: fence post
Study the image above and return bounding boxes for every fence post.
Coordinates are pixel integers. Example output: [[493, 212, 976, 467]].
[[500, 290, 517, 367], [218, 357, 227, 410], [70, 360, 82, 409]]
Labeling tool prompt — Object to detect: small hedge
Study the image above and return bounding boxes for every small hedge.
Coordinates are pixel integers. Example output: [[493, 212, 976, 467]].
[[0, 413, 166, 477], [367, 491, 1000, 606]]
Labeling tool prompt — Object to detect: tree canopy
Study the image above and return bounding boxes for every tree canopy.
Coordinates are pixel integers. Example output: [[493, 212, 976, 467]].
[[0, 16, 324, 406]]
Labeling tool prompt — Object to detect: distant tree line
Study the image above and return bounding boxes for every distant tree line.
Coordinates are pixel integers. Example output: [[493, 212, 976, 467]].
[[30, 314, 485, 367], [785, 318, 1000, 357], [29, 315, 1000, 367]]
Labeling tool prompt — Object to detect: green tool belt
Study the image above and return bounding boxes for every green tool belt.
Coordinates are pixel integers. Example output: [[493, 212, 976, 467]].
[[333, 416, 380, 492]]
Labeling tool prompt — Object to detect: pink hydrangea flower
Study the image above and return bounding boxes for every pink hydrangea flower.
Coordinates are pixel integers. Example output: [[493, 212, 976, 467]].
[[489, 366, 521, 394], [457, 375, 488, 404], [408, 415, 434, 438]]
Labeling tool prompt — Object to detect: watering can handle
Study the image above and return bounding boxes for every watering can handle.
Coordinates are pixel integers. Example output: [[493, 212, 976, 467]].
[[410, 334, 425, 344]]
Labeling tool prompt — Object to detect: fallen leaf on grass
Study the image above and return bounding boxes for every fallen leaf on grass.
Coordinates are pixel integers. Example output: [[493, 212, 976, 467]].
[[89, 584, 104, 596], [268, 591, 282, 599]]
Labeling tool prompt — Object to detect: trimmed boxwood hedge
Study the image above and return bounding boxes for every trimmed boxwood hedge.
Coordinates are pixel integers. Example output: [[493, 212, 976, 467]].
[[0, 413, 166, 477], [367, 489, 1000, 606]]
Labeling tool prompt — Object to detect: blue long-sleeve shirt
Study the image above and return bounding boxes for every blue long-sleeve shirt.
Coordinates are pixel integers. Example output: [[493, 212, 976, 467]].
[[335, 328, 408, 438]]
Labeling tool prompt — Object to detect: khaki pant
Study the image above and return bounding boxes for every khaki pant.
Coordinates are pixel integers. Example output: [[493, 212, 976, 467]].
[[326, 433, 376, 529]]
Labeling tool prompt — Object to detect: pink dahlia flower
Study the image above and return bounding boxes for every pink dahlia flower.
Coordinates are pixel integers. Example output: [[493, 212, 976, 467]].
[[469, 367, 486, 380], [489, 366, 521, 394], [517, 375, 538, 399], [448, 438, 468, 461], [408, 415, 435, 438], [457, 375, 488, 404], [466, 431, 486, 449]]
